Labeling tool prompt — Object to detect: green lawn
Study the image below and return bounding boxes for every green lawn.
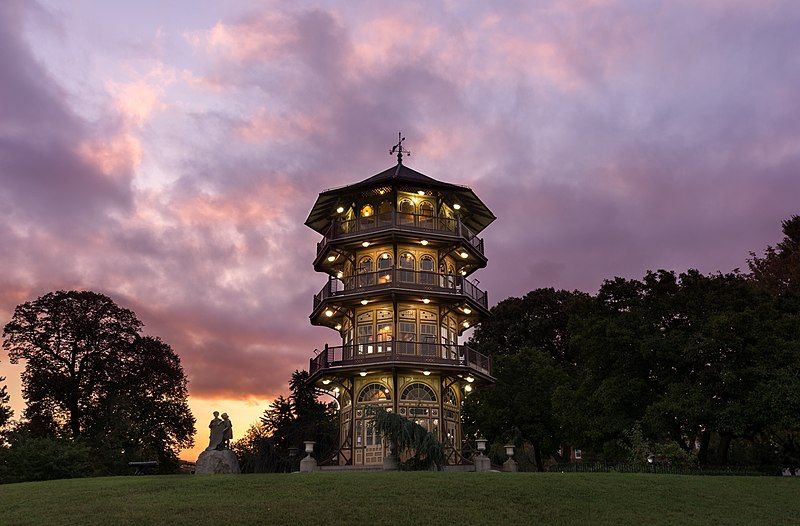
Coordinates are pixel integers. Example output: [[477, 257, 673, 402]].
[[0, 472, 797, 526]]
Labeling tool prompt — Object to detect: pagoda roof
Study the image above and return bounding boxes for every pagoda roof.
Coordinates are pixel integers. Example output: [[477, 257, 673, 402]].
[[305, 163, 496, 235]]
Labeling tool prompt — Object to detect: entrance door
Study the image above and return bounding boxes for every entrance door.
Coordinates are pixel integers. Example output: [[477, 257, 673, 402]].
[[363, 419, 384, 465]]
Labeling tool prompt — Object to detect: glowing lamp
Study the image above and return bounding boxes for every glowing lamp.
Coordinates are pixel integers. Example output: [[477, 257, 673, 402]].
[[361, 299, 369, 305], [359, 371, 367, 377], [453, 204, 461, 210], [462, 321, 470, 328], [322, 379, 331, 385], [362, 241, 370, 248], [336, 206, 344, 213], [417, 190, 425, 195], [335, 324, 342, 330], [463, 307, 472, 314], [420, 239, 429, 246], [327, 255, 336, 262], [460, 251, 469, 259], [422, 298, 430, 304], [324, 309, 334, 317], [466, 376, 474, 383], [422, 370, 431, 376], [336, 271, 343, 279], [464, 384, 473, 393]]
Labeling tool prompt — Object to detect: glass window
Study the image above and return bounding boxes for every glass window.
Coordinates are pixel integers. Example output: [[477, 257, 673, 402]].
[[445, 387, 458, 406], [399, 199, 414, 214], [398, 321, 416, 354], [361, 204, 374, 217], [358, 383, 391, 402], [376, 322, 392, 353], [378, 253, 392, 284], [358, 257, 374, 288], [357, 324, 373, 354], [401, 383, 437, 402], [399, 253, 415, 283], [419, 201, 434, 216]]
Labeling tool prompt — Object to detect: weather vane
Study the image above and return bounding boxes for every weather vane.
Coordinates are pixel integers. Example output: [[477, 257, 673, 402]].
[[390, 132, 411, 164]]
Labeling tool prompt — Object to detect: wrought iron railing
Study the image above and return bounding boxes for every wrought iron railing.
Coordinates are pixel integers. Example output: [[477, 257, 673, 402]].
[[313, 269, 488, 309], [309, 341, 492, 376], [316, 212, 485, 256]]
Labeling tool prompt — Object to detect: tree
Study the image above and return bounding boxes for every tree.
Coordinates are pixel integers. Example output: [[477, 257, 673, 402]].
[[748, 215, 800, 295], [3, 291, 141, 438], [464, 347, 569, 471], [0, 376, 11, 431], [2, 290, 195, 472], [372, 408, 444, 470]]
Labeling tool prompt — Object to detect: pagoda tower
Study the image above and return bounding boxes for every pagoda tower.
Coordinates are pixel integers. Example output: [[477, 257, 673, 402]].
[[304, 140, 495, 466]]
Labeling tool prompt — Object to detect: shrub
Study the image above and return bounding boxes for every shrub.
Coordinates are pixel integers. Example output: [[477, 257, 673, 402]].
[[0, 431, 93, 484]]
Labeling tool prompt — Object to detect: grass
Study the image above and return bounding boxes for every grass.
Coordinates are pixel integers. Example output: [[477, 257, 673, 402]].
[[0, 472, 798, 526]]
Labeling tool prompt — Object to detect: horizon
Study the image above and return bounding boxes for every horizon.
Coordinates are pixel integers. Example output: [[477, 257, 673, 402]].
[[1, 0, 799, 461]]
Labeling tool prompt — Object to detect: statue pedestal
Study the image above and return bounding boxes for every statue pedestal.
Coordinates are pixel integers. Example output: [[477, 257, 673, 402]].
[[300, 455, 318, 473], [475, 455, 491, 472], [503, 458, 518, 472], [195, 449, 240, 475]]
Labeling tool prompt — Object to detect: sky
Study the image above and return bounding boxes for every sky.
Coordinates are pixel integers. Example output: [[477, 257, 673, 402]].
[[0, 0, 798, 460]]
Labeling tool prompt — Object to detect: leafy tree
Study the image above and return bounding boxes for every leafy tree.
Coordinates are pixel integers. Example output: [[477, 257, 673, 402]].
[[372, 408, 444, 470], [0, 376, 11, 431], [2, 290, 195, 472], [0, 429, 92, 483], [748, 215, 800, 295], [3, 291, 141, 438], [464, 347, 568, 471]]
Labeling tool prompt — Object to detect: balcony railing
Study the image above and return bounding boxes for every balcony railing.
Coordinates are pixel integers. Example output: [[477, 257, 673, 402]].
[[313, 269, 488, 310], [309, 341, 492, 377], [316, 212, 485, 257]]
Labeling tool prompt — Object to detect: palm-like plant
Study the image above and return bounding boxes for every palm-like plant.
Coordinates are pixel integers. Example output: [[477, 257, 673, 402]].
[[371, 408, 445, 470]]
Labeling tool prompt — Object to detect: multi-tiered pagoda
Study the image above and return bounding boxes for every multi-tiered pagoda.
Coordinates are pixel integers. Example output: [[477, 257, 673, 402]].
[[304, 140, 495, 466]]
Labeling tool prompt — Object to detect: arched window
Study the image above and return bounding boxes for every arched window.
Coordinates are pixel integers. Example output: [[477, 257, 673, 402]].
[[358, 257, 374, 288], [399, 199, 414, 225], [401, 383, 437, 402], [359, 383, 391, 402], [419, 201, 434, 216], [378, 253, 392, 284], [399, 252, 415, 283], [420, 255, 435, 285], [361, 204, 374, 217]]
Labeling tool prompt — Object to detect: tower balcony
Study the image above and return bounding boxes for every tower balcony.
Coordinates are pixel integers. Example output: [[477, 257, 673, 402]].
[[314, 212, 486, 268], [308, 341, 493, 382], [311, 269, 488, 320]]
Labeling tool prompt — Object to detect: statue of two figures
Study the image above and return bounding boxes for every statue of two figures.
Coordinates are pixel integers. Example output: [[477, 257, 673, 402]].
[[206, 411, 233, 451]]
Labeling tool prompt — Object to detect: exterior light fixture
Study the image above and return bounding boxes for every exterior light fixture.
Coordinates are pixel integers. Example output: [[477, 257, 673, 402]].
[[336, 271, 343, 279], [361, 299, 369, 305], [463, 307, 472, 314], [417, 190, 425, 195], [333, 387, 340, 394], [384, 388, 390, 394], [460, 251, 469, 259], [324, 309, 334, 317], [336, 206, 345, 213], [359, 371, 367, 377], [327, 255, 336, 262], [422, 298, 430, 304], [463, 321, 470, 328], [422, 370, 431, 376], [460, 270, 467, 276], [453, 204, 461, 210], [420, 239, 429, 246], [466, 376, 474, 383], [464, 384, 473, 393], [362, 241, 370, 248], [381, 253, 389, 259], [335, 324, 342, 330], [322, 379, 331, 385]]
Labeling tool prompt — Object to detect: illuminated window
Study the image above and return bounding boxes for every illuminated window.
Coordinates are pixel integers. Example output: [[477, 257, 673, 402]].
[[399, 199, 414, 214], [419, 201, 434, 216], [359, 383, 391, 402], [361, 204, 374, 217], [401, 383, 437, 402]]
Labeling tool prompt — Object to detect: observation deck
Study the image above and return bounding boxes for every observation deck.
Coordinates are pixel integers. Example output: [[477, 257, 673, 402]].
[[308, 341, 493, 383]]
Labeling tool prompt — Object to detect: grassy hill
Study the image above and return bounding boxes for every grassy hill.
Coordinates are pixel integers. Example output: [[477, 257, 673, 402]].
[[0, 472, 797, 526]]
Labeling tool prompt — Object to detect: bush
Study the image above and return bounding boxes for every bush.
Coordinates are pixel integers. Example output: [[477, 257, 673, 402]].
[[0, 431, 93, 484]]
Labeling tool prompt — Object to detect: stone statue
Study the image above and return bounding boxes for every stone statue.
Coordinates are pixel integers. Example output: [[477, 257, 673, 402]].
[[196, 410, 240, 475], [207, 411, 225, 451], [220, 413, 233, 450]]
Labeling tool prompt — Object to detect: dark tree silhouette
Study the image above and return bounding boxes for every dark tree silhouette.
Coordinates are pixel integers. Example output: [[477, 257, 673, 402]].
[[0, 376, 11, 431], [749, 215, 800, 295], [2, 290, 195, 470]]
